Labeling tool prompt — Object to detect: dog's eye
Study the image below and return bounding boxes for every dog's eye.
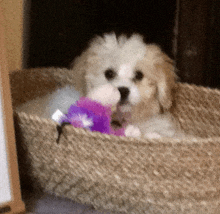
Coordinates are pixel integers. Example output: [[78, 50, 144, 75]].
[[134, 70, 144, 81], [105, 69, 116, 80]]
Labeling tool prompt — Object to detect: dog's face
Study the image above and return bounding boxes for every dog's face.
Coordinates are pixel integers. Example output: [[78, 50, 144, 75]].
[[73, 33, 176, 119]]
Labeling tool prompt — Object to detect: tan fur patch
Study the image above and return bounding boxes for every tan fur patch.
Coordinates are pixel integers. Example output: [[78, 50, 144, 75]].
[[130, 46, 176, 123]]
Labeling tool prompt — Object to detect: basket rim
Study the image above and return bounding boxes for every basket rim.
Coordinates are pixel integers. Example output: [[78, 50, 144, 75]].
[[15, 111, 220, 145], [10, 67, 220, 94], [11, 67, 220, 143]]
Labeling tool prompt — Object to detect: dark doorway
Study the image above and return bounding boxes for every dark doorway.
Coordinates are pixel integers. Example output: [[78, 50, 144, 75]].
[[27, 0, 176, 68], [26, 0, 220, 88], [177, 0, 220, 88]]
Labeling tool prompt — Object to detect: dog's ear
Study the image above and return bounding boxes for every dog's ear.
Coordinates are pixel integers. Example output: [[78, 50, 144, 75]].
[[155, 54, 177, 111], [69, 53, 88, 96], [70, 51, 98, 96]]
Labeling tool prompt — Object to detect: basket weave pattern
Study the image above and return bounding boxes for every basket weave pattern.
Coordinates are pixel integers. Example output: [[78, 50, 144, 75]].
[[11, 68, 220, 213]]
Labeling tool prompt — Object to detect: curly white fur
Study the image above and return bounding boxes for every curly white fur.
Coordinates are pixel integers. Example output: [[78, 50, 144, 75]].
[[17, 32, 183, 139], [70, 32, 183, 139]]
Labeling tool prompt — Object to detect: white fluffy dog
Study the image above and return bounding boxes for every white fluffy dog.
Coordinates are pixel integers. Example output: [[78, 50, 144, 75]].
[[70, 32, 182, 138], [17, 32, 183, 139]]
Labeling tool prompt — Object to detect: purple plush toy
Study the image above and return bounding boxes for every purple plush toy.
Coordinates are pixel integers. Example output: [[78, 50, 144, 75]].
[[60, 84, 125, 136]]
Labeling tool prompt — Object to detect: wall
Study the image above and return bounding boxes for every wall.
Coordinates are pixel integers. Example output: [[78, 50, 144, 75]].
[[0, 0, 23, 72]]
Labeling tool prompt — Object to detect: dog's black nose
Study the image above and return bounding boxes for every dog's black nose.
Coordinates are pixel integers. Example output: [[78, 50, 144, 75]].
[[118, 87, 130, 103]]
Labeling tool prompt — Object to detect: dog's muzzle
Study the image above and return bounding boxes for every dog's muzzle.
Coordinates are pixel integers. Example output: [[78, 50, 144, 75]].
[[118, 87, 130, 104]]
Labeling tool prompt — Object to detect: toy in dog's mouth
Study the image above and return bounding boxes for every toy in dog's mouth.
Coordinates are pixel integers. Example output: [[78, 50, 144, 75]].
[[110, 103, 131, 129]]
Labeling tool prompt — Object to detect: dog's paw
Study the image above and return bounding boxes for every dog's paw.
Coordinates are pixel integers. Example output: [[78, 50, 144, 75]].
[[144, 132, 162, 139], [125, 125, 141, 138]]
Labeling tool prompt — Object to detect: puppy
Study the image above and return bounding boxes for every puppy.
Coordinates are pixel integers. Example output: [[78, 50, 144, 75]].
[[70, 32, 182, 138], [17, 32, 182, 139]]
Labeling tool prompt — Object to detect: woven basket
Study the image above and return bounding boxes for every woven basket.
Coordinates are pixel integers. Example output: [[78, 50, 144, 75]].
[[10, 68, 220, 214]]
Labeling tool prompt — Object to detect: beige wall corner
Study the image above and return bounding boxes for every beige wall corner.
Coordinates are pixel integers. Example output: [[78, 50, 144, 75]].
[[0, 0, 23, 72]]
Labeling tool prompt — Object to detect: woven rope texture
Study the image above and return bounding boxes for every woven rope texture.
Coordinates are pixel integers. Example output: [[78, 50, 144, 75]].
[[10, 68, 220, 214]]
